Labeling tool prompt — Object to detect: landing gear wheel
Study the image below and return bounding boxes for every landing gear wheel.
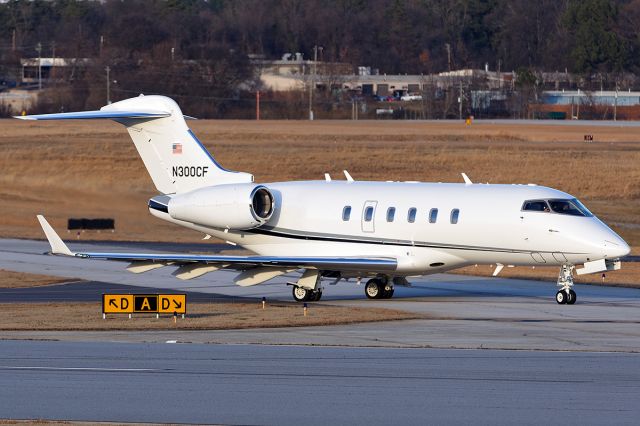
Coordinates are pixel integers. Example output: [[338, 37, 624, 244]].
[[567, 289, 577, 305], [555, 290, 567, 305], [381, 284, 394, 299], [292, 286, 310, 302], [365, 279, 383, 299]]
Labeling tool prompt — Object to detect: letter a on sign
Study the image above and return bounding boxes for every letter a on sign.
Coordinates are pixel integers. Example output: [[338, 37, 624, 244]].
[[134, 295, 158, 312]]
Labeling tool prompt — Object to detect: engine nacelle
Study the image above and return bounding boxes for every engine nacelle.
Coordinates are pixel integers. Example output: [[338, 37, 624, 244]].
[[168, 183, 275, 230]]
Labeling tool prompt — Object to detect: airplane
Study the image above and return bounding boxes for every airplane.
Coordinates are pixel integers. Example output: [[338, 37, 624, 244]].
[[19, 95, 630, 304]]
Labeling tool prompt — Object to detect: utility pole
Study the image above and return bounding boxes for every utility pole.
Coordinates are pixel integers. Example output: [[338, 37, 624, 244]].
[[256, 90, 260, 120], [458, 80, 463, 120], [308, 45, 323, 120], [11, 29, 16, 51], [614, 86, 618, 122], [51, 42, 56, 81], [36, 42, 42, 90], [105, 66, 111, 104], [445, 43, 452, 72]]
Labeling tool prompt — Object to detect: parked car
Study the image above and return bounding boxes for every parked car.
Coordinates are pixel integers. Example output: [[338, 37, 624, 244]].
[[401, 93, 422, 101]]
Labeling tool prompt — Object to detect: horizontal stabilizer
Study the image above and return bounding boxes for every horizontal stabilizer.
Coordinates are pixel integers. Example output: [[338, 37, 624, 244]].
[[15, 110, 171, 121]]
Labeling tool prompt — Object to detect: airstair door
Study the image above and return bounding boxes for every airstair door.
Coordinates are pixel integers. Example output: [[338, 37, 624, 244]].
[[361, 201, 377, 233]]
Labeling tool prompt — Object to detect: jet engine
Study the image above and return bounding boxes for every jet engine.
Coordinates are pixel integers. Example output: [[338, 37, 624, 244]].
[[168, 183, 275, 230]]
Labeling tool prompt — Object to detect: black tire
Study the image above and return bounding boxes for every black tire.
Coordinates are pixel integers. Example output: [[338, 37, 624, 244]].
[[567, 289, 577, 305], [555, 290, 567, 305], [292, 286, 309, 302], [311, 290, 322, 301], [365, 279, 382, 299]]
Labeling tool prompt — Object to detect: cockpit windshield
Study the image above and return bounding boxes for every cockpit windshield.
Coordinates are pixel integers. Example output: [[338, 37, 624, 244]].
[[522, 198, 593, 217], [548, 199, 592, 216]]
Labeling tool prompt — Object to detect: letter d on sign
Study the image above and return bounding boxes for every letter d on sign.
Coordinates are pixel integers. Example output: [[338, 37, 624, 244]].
[[162, 298, 170, 310]]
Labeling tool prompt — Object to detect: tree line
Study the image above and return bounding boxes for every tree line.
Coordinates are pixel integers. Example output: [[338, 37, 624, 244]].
[[0, 0, 638, 117]]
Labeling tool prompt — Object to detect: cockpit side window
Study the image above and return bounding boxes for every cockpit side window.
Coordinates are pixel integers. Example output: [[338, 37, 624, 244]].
[[548, 199, 592, 217], [522, 200, 550, 212]]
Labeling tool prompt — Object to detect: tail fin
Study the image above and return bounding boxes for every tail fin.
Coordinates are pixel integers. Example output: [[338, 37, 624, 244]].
[[17, 95, 253, 194]]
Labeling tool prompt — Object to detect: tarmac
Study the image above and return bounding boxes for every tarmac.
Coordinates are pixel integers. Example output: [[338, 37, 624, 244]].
[[1, 340, 639, 425], [1, 238, 640, 424], [1, 238, 640, 352]]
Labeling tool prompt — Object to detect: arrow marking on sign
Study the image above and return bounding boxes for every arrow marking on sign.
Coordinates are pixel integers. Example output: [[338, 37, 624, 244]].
[[109, 300, 118, 308], [173, 300, 182, 308]]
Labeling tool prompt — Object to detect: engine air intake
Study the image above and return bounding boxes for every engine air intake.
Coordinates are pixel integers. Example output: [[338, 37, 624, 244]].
[[251, 187, 274, 220]]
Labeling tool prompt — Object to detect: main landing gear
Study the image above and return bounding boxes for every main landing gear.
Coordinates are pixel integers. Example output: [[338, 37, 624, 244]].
[[555, 264, 577, 305], [292, 285, 322, 302], [364, 278, 394, 299]]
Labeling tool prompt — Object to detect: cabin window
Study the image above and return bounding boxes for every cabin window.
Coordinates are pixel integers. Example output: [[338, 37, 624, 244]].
[[386, 207, 396, 222], [342, 206, 351, 221], [450, 209, 460, 224], [408, 208, 417, 223], [548, 199, 592, 217], [364, 206, 374, 222], [522, 200, 550, 212], [429, 208, 438, 223]]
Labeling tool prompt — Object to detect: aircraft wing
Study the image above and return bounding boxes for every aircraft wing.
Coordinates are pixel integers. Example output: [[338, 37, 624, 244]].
[[36, 215, 397, 274]]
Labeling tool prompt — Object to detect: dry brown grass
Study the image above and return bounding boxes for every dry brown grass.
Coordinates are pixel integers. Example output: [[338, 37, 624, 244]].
[[0, 269, 73, 288], [1, 119, 639, 248], [453, 261, 640, 287], [0, 301, 420, 331]]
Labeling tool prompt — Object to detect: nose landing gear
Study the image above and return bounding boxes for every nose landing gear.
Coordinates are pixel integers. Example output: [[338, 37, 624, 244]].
[[556, 265, 576, 305]]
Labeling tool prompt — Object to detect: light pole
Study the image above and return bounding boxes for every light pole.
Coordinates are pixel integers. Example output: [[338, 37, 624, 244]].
[[105, 66, 111, 104], [308, 45, 323, 120], [36, 42, 42, 90]]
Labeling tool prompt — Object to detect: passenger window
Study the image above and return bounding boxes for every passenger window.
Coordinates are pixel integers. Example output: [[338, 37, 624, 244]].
[[364, 206, 374, 222], [342, 206, 351, 221], [408, 208, 417, 223], [386, 207, 396, 222], [429, 208, 438, 223], [450, 209, 460, 224], [522, 200, 550, 212]]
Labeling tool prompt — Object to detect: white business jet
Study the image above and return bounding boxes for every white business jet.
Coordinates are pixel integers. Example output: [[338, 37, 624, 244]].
[[19, 95, 630, 304]]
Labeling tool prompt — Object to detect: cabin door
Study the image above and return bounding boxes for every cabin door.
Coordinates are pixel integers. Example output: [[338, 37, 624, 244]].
[[361, 201, 377, 233]]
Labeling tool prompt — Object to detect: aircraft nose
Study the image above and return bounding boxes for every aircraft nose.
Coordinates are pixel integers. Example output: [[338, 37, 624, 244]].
[[604, 237, 631, 258]]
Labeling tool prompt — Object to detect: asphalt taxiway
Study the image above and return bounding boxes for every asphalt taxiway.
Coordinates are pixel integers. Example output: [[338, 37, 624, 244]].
[[1, 238, 640, 352], [1, 238, 640, 424], [1, 341, 639, 425]]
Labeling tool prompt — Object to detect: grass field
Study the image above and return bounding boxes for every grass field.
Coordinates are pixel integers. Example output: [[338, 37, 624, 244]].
[[0, 269, 74, 288], [0, 301, 419, 331], [1, 119, 639, 251]]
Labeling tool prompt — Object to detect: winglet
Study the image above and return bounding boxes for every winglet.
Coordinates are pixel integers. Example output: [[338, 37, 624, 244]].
[[343, 170, 354, 182], [461, 173, 473, 185], [36, 215, 74, 256]]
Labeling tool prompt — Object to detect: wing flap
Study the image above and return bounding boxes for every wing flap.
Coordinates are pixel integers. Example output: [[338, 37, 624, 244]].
[[77, 252, 397, 272]]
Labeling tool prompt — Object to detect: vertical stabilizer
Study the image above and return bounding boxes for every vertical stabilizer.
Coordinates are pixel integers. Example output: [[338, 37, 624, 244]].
[[16, 95, 253, 194], [103, 96, 253, 194]]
